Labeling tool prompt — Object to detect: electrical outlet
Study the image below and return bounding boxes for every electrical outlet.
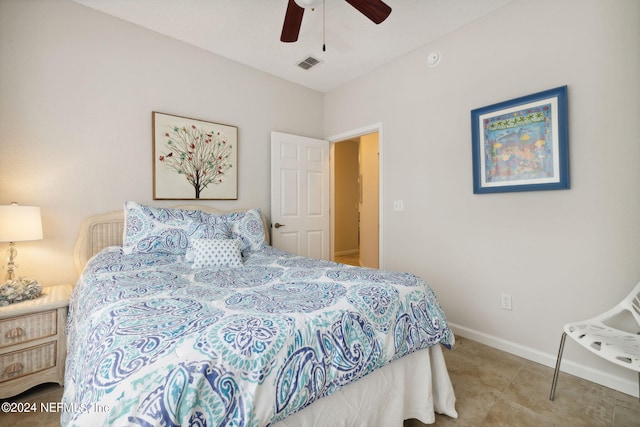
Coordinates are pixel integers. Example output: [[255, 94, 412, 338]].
[[393, 200, 404, 211], [501, 293, 512, 310]]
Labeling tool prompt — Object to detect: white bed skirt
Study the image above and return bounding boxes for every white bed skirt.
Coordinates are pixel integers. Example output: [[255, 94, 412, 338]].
[[274, 344, 458, 427]]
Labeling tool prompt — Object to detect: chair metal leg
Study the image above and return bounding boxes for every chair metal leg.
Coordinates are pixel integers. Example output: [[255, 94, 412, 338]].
[[550, 332, 567, 401]]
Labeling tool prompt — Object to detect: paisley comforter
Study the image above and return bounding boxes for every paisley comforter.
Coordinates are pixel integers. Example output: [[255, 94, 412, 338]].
[[62, 246, 453, 426]]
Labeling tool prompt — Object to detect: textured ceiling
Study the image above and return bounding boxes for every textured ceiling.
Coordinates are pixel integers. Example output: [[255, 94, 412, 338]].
[[72, 0, 514, 92]]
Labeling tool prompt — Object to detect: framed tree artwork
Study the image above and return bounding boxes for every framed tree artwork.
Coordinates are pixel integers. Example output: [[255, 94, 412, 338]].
[[471, 86, 569, 194], [152, 112, 238, 200]]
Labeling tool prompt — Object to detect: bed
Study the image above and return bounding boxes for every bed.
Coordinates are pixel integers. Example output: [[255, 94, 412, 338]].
[[62, 202, 457, 426]]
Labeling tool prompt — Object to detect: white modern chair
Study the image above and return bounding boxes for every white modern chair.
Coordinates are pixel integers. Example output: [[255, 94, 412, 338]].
[[550, 281, 640, 401]]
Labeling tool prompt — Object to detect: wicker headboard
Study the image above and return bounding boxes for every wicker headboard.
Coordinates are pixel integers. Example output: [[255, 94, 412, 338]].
[[73, 205, 270, 274]]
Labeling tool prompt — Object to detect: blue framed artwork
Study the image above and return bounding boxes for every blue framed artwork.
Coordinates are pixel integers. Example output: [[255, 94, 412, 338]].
[[471, 86, 569, 194]]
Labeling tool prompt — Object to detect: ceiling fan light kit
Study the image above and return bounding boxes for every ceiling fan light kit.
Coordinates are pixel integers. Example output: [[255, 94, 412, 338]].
[[294, 0, 322, 8], [281, 0, 392, 44]]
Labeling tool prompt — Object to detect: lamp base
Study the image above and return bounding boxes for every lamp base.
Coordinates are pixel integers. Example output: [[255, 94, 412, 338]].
[[4, 242, 18, 281]]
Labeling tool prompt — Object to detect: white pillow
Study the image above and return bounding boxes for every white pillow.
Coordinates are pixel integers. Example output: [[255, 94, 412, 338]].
[[191, 238, 243, 268]]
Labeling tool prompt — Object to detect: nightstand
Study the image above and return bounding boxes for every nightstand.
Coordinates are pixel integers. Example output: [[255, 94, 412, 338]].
[[0, 284, 72, 398]]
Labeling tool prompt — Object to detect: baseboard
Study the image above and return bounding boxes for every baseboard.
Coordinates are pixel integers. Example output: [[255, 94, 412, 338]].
[[449, 323, 639, 398], [334, 249, 359, 257]]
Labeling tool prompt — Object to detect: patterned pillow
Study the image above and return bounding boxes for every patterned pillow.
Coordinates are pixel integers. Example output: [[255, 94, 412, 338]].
[[122, 201, 231, 255], [230, 208, 267, 254], [197, 211, 233, 239], [185, 212, 232, 261], [191, 239, 243, 268]]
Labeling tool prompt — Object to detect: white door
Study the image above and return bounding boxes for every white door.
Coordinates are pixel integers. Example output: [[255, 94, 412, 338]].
[[271, 131, 330, 259]]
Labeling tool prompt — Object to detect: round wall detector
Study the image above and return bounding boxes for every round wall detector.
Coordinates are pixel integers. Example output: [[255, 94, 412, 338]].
[[427, 51, 441, 67]]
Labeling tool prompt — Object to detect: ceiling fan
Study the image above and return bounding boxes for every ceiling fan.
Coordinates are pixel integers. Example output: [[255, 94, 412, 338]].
[[281, 0, 392, 43]]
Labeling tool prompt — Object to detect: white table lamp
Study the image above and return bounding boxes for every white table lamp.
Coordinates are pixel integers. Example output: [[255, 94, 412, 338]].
[[0, 203, 43, 280]]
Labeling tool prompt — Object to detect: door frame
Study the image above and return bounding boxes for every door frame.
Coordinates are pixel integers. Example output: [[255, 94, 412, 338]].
[[328, 123, 384, 269]]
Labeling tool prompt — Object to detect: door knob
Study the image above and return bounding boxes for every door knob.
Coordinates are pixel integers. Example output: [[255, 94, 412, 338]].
[[274, 223, 285, 228]]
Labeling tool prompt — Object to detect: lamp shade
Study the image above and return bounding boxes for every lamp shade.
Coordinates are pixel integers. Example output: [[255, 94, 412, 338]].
[[0, 205, 43, 242]]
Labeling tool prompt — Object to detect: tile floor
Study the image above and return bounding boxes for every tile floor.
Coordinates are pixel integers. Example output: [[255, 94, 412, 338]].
[[2, 337, 639, 426]]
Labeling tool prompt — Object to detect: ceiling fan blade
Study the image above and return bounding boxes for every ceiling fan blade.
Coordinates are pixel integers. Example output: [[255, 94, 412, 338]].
[[345, 0, 392, 24], [281, 0, 305, 42]]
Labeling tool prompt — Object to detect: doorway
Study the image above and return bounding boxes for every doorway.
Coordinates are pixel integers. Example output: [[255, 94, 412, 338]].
[[332, 132, 380, 268]]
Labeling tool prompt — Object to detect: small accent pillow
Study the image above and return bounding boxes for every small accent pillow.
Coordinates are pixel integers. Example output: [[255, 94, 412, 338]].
[[231, 208, 267, 254], [191, 238, 243, 268], [123, 201, 231, 255]]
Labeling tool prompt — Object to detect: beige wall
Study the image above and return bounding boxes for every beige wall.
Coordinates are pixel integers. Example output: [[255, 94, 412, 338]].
[[324, 0, 640, 395], [0, 0, 324, 285]]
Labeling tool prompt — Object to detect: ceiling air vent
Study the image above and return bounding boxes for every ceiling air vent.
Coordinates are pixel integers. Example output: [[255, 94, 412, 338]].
[[297, 55, 322, 70]]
